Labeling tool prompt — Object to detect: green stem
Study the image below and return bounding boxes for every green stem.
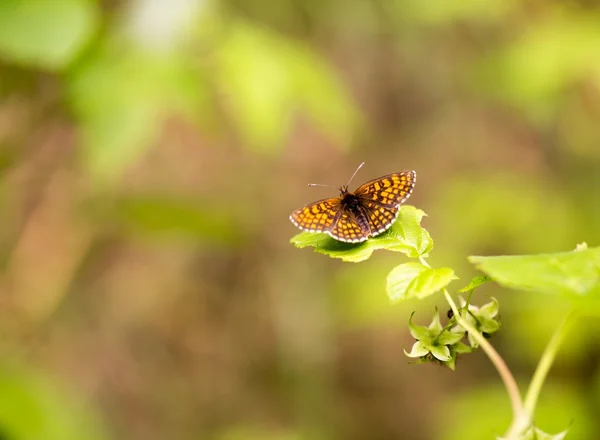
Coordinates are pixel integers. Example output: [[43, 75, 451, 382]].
[[419, 257, 527, 436], [442, 289, 524, 422], [465, 288, 475, 308], [418, 256, 430, 268], [503, 310, 574, 439], [466, 309, 482, 326], [523, 310, 574, 414]]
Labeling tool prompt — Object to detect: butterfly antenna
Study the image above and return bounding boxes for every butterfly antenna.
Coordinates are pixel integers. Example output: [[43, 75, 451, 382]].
[[307, 162, 365, 191], [307, 183, 338, 189], [345, 162, 365, 189]]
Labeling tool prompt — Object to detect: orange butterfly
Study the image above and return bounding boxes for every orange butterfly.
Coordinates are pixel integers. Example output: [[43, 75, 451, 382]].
[[290, 163, 416, 243]]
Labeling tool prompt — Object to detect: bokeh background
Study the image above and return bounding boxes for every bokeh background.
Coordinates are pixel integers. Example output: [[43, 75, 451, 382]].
[[1, 1, 600, 439]]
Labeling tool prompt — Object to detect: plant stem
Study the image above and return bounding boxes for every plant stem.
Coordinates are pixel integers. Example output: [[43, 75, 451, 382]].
[[442, 289, 524, 421], [502, 310, 574, 439], [465, 288, 475, 307], [418, 257, 527, 437], [523, 310, 574, 414]]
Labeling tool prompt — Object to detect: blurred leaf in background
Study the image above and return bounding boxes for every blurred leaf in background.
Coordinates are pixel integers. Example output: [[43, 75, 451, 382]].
[[0, 364, 107, 440], [215, 18, 361, 153], [0, 0, 99, 69]]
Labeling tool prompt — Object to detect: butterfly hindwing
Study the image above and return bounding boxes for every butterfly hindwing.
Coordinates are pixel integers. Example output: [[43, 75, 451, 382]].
[[289, 198, 341, 233], [360, 202, 399, 236], [354, 171, 416, 208], [329, 211, 370, 243]]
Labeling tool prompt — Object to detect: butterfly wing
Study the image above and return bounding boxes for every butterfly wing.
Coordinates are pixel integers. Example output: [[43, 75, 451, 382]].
[[328, 209, 370, 243], [358, 201, 399, 237], [290, 170, 417, 243], [354, 170, 416, 208], [289, 198, 342, 233], [354, 170, 416, 237]]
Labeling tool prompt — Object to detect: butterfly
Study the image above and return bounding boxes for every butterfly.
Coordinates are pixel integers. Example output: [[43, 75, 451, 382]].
[[289, 163, 416, 243]]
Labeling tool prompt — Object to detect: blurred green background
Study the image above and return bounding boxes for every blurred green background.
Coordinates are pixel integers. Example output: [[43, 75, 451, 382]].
[[1, 0, 599, 439]]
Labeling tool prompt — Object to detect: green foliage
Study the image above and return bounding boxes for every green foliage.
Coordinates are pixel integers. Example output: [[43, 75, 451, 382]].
[[290, 205, 432, 262], [458, 275, 492, 293], [387, 263, 456, 301], [290, 205, 449, 301], [405, 311, 469, 370], [0, 365, 107, 440], [1, 4, 359, 184], [397, 0, 515, 26], [107, 196, 243, 244], [469, 244, 600, 299], [475, 12, 600, 121], [0, 0, 98, 69], [289, 180, 596, 437], [430, 173, 580, 261], [68, 45, 208, 184], [215, 18, 360, 152], [404, 296, 500, 370], [453, 296, 501, 348]]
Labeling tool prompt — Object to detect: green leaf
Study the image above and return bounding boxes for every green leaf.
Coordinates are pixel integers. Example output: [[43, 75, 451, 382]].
[[437, 328, 464, 346], [387, 262, 456, 302], [469, 246, 600, 299], [446, 342, 472, 371], [479, 297, 500, 321], [404, 341, 430, 358], [0, 0, 98, 69], [289, 206, 432, 262], [429, 345, 451, 362], [458, 275, 492, 293], [390, 205, 434, 257], [387, 262, 428, 301], [407, 311, 433, 340]]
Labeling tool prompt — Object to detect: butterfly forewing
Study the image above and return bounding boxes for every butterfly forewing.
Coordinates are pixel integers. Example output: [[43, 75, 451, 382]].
[[355, 171, 416, 208], [289, 198, 341, 233]]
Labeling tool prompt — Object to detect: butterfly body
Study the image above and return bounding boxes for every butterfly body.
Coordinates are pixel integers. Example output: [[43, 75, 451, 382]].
[[339, 190, 372, 235], [290, 168, 416, 243]]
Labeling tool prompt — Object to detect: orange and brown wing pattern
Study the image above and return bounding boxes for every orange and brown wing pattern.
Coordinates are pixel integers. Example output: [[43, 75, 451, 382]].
[[289, 198, 341, 233], [360, 202, 399, 237], [329, 211, 370, 243], [354, 171, 416, 208]]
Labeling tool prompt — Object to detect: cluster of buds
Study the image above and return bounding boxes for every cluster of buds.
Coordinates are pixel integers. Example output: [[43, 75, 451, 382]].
[[404, 297, 500, 370]]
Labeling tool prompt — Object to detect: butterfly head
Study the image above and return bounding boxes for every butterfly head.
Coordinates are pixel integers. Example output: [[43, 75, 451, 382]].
[[338, 185, 363, 212]]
